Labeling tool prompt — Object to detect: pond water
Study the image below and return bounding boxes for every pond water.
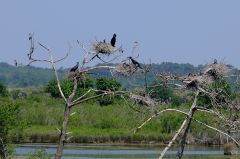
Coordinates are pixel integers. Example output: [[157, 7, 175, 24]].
[[14, 143, 237, 159]]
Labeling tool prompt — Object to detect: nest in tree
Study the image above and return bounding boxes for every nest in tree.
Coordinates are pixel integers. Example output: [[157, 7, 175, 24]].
[[130, 94, 156, 107], [68, 71, 78, 79], [183, 74, 203, 89], [183, 63, 229, 89], [114, 63, 139, 76], [93, 41, 114, 54], [67, 71, 86, 81], [203, 63, 229, 84]]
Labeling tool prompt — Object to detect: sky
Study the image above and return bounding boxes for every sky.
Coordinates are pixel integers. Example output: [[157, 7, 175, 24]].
[[0, 0, 240, 68]]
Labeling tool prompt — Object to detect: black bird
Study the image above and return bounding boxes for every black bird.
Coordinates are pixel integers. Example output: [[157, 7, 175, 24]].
[[14, 60, 18, 67], [70, 62, 79, 72], [213, 59, 218, 64], [103, 39, 106, 43], [128, 56, 142, 69], [110, 33, 116, 47]]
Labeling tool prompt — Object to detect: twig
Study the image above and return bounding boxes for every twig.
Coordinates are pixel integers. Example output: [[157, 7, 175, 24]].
[[135, 109, 188, 133], [70, 90, 127, 107], [72, 88, 94, 103], [68, 78, 78, 102], [54, 44, 72, 63], [48, 52, 67, 103], [38, 42, 50, 51]]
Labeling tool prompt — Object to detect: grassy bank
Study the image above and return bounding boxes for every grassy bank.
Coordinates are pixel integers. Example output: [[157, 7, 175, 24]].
[[16, 125, 171, 144], [2, 91, 226, 145]]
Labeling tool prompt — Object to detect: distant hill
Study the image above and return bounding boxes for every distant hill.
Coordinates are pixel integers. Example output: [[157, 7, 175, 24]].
[[0, 62, 65, 87], [0, 62, 238, 89]]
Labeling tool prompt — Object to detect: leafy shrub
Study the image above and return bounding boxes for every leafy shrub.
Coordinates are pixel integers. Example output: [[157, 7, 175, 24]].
[[45, 78, 94, 98], [96, 78, 121, 105], [148, 83, 181, 106], [96, 78, 121, 91], [0, 83, 8, 97], [28, 149, 50, 159], [0, 102, 20, 158]]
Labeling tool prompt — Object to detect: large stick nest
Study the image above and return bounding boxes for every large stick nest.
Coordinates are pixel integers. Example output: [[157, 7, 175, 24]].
[[67, 71, 87, 82], [93, 42, 114, 54], [183, 63, 230, 89], [114, 63, 139, 76], [203, 63, 229, 82]]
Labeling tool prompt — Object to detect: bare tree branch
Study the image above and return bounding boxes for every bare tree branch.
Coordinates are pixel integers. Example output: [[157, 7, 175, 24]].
[[134, 109, 188, 133], [192, 118, 240, 147], [48, 52, 68, 103], [54, 44, 72, 63], [72, 88, 94, 103], [68, 78, 78, 102], [70, 90, 127, 107]]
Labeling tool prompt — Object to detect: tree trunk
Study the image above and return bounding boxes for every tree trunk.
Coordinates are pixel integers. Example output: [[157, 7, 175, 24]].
[[176, 107, 196, 159], [55, 105, 71, 159], [176, 91, 199, 159]]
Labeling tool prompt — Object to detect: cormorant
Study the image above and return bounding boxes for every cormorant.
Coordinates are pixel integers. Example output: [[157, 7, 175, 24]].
[[128, 56, 142, 69], [70, 62, 79, 72], [103, 39, 106, 43], [110, 34, 116, 47], [14, 60, 17, 67], [213, 59, 218, 64]]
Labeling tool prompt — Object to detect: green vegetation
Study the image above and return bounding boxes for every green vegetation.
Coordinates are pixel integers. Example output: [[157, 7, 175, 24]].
[[0, 62, 65, 88], [1, 62, 240, 147], [0, 83, 8, 97], [0, 87, 24, 158], [28, 149, 51, 159], [0, 88, 226, 145], [148, 83, 182, 106], [45, 78, 94, 98], [2, 61, 237, 89], [96, 78, 122, 105]]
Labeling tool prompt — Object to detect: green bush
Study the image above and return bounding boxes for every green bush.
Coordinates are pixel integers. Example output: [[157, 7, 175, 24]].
[[45, 77, 94, 98], [96, 78, 121, 91], [96, 78, 121, 106], [148, 83, 182, 106], [28, 149, 51, 159], [0, 102, 20, 158], [0, 83, 8, 97]]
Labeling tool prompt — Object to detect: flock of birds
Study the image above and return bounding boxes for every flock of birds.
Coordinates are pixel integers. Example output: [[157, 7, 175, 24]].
[[70, 33, 142, 73]]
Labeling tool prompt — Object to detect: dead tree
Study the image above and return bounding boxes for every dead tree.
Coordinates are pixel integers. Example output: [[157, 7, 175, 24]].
[[135, 61, 240, 159], [26, 34, 132, 159]]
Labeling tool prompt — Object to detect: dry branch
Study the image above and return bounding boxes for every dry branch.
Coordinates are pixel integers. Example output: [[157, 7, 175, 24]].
[[134, 109, 188, 133], [192, 118, 240, 147]]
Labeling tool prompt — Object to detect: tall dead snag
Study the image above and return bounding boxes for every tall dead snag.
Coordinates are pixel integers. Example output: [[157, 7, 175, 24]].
[[26, 34, 131, 159], [135, 61, 240, 159], [175, 90, 199, 159]]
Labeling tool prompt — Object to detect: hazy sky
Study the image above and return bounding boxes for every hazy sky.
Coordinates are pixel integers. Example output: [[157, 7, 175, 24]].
[[1, 0, 240, 68]]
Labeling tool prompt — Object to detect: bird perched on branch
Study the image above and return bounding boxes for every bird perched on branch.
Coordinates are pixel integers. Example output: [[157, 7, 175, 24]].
[[14, 60, 18, 67], [110, 33, 116, 47], [70, 62, 79, 72], [213, 59, 218, 64], [128, 56, 142, 69]]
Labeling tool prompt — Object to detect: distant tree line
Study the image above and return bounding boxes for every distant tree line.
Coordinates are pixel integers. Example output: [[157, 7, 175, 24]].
[[0, 62, 217, 88]]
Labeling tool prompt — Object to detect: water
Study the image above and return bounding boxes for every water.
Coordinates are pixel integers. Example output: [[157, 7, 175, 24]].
[[13, 143, 235, 159]]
